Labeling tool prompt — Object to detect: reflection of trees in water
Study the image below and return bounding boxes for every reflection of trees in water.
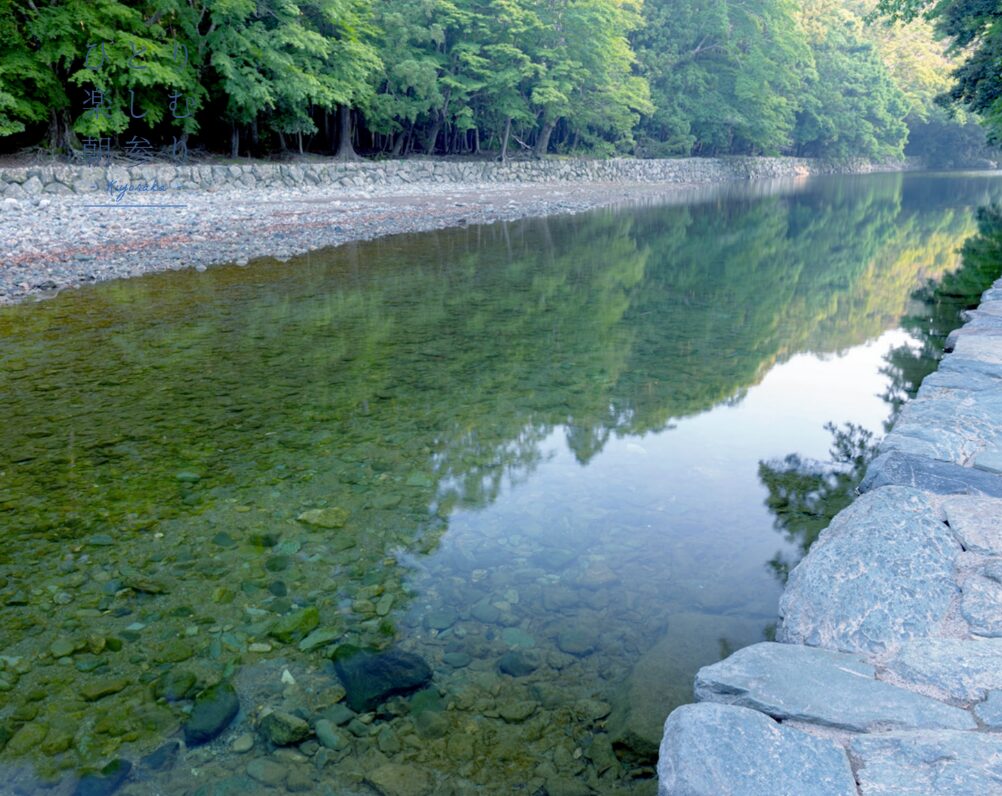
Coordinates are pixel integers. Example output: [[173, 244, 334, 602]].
[[760, 203, 1002, 583], [883, 205, 1002, 425], [759, 423, 877, 584], [0, 181, 994, 563]]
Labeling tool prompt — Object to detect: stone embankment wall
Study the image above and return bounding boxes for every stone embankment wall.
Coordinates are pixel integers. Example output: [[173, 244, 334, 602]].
[[657, 281, 1002, 794], [0, 156, 915, 199]]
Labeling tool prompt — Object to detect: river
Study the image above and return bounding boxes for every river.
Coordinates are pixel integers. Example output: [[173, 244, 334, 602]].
[[1, 171, 1001, 795]]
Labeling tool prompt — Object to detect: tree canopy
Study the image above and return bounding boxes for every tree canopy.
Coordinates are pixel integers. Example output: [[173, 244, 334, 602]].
[[0, 0, 995, 161]]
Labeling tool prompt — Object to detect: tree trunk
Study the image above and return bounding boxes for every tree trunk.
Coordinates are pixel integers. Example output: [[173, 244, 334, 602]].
[[423, 115, 442, 155], [391, 128, 406, 157], [298, 132, 304, 155], [231, 124, 240, 159], [250, 117, 259, 153], [535, 118, 555, 158], [335, 105, 359, 160], [277, 131, 288, 152], [474, 127, 480, 155], [499, 117, 512, 162], [49, 109, 80, 154]]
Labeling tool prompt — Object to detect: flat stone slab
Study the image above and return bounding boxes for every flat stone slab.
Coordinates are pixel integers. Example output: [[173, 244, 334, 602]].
[[694, 643, 973, 732], [850, 730, 1002, 795], [883, 638, 1002, 701], [859, 451, 1002, 497], [881, 394, 1002, 465], [953, 334, 1002, 364], [943, 495, 1002, 554], [975, 448, 1002, 474], [919, 367, 1002, 394], [779, 487, 960, 653], [961, 573, 1002, 637], [657, 703, 856, 796]]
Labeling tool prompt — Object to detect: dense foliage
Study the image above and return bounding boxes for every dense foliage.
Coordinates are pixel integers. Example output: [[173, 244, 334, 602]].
[[0, 0, 993, 160]]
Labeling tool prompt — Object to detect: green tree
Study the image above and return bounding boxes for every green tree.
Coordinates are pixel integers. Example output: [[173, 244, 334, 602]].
[[635, 0, 811, 156], [874, 0, 1002, 143], [793, 0, 908, 159]]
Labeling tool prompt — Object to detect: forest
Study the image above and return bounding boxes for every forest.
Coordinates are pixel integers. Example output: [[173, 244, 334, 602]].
[[0, 0, 996, 164]]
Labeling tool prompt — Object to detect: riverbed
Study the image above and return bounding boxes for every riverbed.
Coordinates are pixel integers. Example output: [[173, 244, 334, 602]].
[[1, 171, 1000, 795]]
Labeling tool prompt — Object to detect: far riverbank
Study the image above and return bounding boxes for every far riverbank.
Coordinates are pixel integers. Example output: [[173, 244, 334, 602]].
[[0, 156, 917, 305]]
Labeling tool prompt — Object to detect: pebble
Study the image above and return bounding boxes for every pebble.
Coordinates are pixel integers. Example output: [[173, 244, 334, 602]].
[[246, 758, 287, 786]]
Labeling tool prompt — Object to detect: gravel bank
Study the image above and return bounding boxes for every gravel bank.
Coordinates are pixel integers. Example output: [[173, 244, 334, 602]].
[[0, 155, 913, 306], [0, 179, 747, 305]]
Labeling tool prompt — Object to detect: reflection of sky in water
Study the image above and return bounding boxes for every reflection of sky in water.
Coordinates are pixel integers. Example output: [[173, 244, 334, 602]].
[[428, 328, 917, 623]]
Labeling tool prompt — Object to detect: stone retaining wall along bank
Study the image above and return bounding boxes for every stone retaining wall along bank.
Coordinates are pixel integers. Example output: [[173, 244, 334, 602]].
[[657, 280, 1002, 794], [0, 156, 914, 199]]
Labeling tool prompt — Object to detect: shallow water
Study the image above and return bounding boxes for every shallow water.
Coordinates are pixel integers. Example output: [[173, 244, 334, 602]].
[[1, 172, 1001, 795]]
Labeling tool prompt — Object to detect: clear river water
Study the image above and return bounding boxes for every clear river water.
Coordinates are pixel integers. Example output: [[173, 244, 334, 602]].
[[2, 172, 1002, 796]]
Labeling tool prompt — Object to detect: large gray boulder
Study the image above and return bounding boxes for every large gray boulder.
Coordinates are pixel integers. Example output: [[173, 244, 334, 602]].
[[850, 730, 1002, 795], [657, 703, 856, 796], [779, 487, 961, 653], [694, 643, 973, 732], [859, 451, 1002, 497], [883, 637, 1002, 701]]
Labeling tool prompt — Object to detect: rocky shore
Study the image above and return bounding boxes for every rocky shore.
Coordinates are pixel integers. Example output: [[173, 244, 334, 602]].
[[0, 155, 913, 305], [658, 280, 1002, 794]]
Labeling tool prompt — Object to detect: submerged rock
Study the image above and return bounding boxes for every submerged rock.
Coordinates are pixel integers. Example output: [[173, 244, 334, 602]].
[[246, 758, 287, 786], [269, 606, 320, 645], [6, 722, 47, 755], [608, 612, 762, 763], [73, 759, 133, 796], [184, 681, 240, 746], [333, 646, 432, 712], [498, 650, 538, 677], [139, 740, 180, 771], [297, 507, 349, 528], [556, 627, 595, 656], [367, 762, 434, 796], [153, 669, 197, 702], [258, 710, 310, 746], [497, 699, 537, 722], [314, 719, 348, 751], [81, 678, 129, 702], [298, 628, 340, 652], [695, 642, 974, 732], [424, 607, 458, 631], [658, 703, 856, 796]]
